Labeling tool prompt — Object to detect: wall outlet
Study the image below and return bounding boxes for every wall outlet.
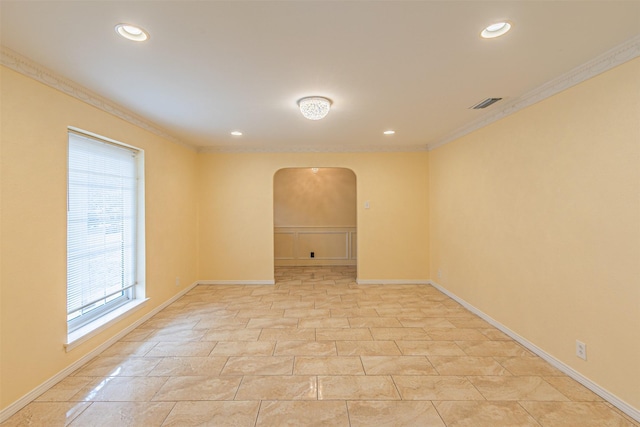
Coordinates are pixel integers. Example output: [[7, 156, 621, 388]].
[[576, 340, 587, 360], [310, 252, 315, 258], [175, 277, 181, 287], [437, 269, 442, 279]]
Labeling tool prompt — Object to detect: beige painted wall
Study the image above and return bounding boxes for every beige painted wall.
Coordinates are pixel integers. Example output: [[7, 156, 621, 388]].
[[197, 152, 429, 281], [274, 167, 356, 227], [5, 51, 637, 416], [429, 58, 640, 408], [0, 67, 199, 409], [274, 168, 357, 266]]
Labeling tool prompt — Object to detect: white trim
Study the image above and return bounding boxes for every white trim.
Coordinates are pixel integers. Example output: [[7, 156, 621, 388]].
[[65, 298, 149, 351], [429, 280, 640, 423], [429, 35, 640, 151], [0, 280, 199, 424], [274, 227, 356, 262], [198, 144, 429, 154], [198, 280, 275, 285], [68, 127, 141, 152], [0, 46, 195, 152], [3, 36, 638, 155], [275, 225, 358, 229], [356, 279, 430, 285], [0, 45, 426, 154]]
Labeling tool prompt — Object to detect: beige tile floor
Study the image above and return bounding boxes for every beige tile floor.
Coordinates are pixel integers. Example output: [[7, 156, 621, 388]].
[[3, 266, 638, 426]]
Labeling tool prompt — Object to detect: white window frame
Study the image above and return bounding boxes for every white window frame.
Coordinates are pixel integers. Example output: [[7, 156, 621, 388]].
[[65, 127, 147, 351]]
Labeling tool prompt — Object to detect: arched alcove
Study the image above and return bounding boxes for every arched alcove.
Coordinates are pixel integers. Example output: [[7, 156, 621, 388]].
[[273, 167, 357, 269]]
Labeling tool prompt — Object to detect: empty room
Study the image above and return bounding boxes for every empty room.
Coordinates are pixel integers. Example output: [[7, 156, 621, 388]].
[[1, 1, 639, 426]]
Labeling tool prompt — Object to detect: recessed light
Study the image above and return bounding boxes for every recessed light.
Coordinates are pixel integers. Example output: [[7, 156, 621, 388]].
[[383, 130, 395, 135], [115, 24, 149, 42], [230, 131, 243, 136], [481, 22, 511, 39]]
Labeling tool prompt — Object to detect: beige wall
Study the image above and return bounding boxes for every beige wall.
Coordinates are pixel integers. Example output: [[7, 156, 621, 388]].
[[274, 168, 357, 266], [0, 67, 199, 409], [197, 152, 430, 281], [429, 58, 640, 408], [3, 53, 638, 416], [274, 167, 356, 227]]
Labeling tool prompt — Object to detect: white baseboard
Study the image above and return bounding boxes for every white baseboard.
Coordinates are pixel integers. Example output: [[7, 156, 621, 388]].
[[5, 278, 636, 423], [429, 280, 640, 423], [198, 280, 275, 285], [0, 280, 199, 424], [356, 279, 430, 285]]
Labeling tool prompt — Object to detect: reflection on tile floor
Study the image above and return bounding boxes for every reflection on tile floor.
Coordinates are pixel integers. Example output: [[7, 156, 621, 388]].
[[3, 266, 638, 426]]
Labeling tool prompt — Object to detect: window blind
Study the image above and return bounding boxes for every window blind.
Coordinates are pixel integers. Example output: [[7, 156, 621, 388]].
[[67, 131, 138, 329]]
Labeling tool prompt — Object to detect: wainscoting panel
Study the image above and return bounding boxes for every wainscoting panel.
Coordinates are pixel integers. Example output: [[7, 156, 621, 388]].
[[274, 226, 357, 266], [274, 231, 295, 259]]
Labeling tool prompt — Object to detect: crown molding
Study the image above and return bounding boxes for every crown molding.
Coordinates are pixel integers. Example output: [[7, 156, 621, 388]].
[[198, 144, 429, 154], [0, 44, 426, 154], [4, 33, 638, 155], [428, 34, 640, 151], [0, 45, 196, 152]]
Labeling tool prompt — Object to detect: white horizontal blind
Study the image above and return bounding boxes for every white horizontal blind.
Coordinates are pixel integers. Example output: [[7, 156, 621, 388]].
[[67, 131, 138, 330]]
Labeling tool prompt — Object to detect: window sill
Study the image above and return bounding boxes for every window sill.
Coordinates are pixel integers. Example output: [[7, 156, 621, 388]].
[[65, 298, 149, 352]]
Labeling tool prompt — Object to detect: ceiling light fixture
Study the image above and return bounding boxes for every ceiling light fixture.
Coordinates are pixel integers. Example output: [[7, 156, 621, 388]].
[[115, 23, 149, 42], [297, 96, 332, 120], [383, 130, 395, 135], [481, 22, 511, 39], [230, 131, 243, 136]]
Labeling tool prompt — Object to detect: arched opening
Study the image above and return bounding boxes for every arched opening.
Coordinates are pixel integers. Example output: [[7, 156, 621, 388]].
[[273, 167, 357, 281]]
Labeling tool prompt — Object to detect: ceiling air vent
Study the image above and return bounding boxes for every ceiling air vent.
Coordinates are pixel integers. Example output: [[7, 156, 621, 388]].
[[470, 97, 503, 109]]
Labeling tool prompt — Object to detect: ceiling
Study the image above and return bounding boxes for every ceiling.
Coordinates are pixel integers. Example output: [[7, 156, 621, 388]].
[[1, 1, 639, 152]]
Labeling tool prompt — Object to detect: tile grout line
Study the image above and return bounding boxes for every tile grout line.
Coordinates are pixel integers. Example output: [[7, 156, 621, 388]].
[[389, 375, 404, 401], [66, 401, 94, 426], [157, 401, 178, 427], [516, 400, 544, 426], [253, 399, 263, 427], [4, 266, 634, 425]]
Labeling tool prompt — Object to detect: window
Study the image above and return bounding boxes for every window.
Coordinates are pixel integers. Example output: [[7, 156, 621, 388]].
[[67, 129, 145, 345]]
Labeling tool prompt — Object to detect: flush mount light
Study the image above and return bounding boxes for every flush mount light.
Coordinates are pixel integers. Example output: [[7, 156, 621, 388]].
[[297, 96, 332, 120], [115, 23, 149, 42], [383, 130, 395, 135], [230, 131, 243, 136], [481, 22, 511, 39]]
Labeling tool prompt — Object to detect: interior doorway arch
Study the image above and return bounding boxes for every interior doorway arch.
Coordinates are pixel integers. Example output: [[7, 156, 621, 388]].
[[273, 167, 357, 270]]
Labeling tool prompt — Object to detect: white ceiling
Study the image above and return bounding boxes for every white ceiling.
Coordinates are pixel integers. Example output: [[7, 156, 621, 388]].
[[1, 1, 639, 151]]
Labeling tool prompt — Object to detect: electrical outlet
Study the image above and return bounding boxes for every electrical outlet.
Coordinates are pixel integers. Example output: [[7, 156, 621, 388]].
[[310, 252, 315, 258], [175, 277, 181, 287], [576, 340, 587, 360], [437, 269, 442, 279]]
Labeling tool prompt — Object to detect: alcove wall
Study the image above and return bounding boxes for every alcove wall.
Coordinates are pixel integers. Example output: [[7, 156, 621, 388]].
[[274, 167, 357, 266]]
